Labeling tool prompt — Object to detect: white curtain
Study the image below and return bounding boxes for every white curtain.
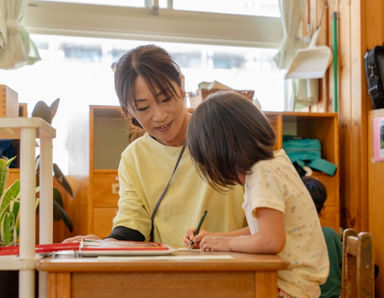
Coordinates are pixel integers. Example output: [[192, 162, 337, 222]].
[[0, 0, 40, 69], [273, 0, 304, 69]]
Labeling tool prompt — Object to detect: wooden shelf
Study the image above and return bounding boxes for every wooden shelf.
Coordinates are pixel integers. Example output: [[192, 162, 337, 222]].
[[0, 256, 40, 270], [265, 111, 340, 230], [0, 117, 55, 298]]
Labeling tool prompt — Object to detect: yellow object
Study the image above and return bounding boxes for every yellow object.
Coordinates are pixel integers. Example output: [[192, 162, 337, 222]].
[[113, 134, 246, 247]]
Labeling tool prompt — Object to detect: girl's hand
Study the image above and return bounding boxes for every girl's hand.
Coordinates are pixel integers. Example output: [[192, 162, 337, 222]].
[[183, 229, 210, 248], [62, 234, 100, 243], [199, 235, 232, 252]]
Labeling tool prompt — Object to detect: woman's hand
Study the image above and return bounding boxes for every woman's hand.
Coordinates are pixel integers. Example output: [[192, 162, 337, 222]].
[[62, 234, 100, 243], [183, 228, 210, 248], [199, 235, 232, 252]]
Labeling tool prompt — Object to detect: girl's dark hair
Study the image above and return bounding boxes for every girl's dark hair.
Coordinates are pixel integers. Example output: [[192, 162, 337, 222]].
[[114, 44, 182, 116], [301, 176, 327, 213], [187, 91, 275, 188]]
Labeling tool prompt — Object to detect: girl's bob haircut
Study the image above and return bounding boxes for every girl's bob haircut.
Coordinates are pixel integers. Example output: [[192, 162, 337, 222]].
[[187, 91, 275, 188]]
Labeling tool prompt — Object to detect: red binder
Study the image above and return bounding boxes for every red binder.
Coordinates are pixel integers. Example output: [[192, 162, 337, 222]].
[[0, 240, 173, 256], [0, 242, 80, 256]]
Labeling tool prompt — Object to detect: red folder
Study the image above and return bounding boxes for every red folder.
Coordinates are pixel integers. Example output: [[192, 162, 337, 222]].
[[0, 242, 80, 256], [0, 240, 173, 256]]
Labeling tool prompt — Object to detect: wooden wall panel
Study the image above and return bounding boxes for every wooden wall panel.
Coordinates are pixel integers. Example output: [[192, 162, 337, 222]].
[[337, 0, 353, 228], [328, 0, 383, 295], [329, 0, 380, 232], [65, 176, 90, 236], [350, 0, 367, 230]]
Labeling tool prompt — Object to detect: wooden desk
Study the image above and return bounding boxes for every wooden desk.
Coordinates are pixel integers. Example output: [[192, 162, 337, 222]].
[[37, 250, 288, 298]]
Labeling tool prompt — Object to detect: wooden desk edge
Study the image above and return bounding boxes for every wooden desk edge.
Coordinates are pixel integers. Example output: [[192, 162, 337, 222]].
[[37, 253, 288, 273]]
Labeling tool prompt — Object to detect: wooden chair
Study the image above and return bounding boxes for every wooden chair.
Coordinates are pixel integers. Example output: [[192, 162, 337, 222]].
[[341, 228, 374, 297]]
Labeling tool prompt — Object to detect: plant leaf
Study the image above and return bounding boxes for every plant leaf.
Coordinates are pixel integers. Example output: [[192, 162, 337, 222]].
[[49, 98, 60, 120], [53, 188, 63, 221], [10, 199, 20, 230], [2, 212, 15, 246], [35, 155, 40, 173], [0, 157, 15, 200], [53, 199, 73, 232], [6, 156, 16, 168], [31, 101, 52, 124], [53, 164, 74, 198], [0, 180, 20, 212]]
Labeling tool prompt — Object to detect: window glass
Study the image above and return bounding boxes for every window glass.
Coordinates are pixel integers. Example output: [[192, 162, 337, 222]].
[[36, 0, 144, 7], [35, 0, 280, 16], [0, 34, 285, 173], [173, 0, 280, 17]]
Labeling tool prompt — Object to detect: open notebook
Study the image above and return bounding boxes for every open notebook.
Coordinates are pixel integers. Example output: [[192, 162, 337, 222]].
[[0, 240, 175, 256], [78, 239, 175, 256]]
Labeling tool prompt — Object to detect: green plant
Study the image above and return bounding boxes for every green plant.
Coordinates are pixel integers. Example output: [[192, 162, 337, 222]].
[[0, 157, 39, 246], [32, 98, 73, 232]]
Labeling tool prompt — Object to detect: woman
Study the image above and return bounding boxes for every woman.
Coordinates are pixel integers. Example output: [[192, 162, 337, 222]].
[[64, 45, 246, 247]]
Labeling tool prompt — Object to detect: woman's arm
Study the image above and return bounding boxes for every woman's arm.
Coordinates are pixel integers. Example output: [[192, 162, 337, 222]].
[[62, 226, 145, 243], [199, 208, 285, 254], [106, 226, 145, 241]]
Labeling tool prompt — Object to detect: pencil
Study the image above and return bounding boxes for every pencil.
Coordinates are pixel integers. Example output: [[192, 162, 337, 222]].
[[190, 210, 208, 246]]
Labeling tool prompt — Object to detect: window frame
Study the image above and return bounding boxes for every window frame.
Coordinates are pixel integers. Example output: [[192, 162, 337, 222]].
[[25, 0, 282, 48]]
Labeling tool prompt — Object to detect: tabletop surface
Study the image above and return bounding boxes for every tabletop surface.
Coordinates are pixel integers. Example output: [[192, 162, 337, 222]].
[[37, 249, 288, 273]]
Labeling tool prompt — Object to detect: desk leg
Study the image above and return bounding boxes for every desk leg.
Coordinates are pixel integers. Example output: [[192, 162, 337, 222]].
[[48, 273, 71, 298], [254, 272, 278, 298]]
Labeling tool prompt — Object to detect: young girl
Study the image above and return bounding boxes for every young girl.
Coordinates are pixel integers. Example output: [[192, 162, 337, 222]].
[[184, 91, 329, 297]]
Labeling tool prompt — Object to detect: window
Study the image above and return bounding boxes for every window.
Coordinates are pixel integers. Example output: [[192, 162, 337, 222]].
[[36, 0, 145, 8], [0, 1, 285, 173], [35, 0, 279, 16], [172, 0, 279, 17]]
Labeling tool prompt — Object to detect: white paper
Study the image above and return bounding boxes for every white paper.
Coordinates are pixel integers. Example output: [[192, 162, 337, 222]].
[[97, 255, 234, 261]]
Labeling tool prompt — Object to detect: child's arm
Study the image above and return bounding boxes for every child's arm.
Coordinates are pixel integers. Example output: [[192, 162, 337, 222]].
[[183, 227, 250, 248], [200, 208, 285, 254]]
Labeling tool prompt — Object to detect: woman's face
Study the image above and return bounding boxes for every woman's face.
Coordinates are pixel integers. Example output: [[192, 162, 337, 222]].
[[129, 75, 188, 146]]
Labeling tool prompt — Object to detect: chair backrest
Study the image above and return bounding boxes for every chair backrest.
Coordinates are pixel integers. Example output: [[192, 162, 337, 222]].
[[341, 228, 374, 297]]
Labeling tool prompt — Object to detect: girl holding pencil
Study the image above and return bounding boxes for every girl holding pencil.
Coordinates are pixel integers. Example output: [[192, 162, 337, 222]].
[[184, 91, 329, 298]]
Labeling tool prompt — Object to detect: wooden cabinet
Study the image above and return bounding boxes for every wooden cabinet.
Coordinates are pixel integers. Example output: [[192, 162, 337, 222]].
[[368, 109, 384, 296], [68, 107, 340, 236], [67, 105, 130, 237], [265, 112, 340, 230]]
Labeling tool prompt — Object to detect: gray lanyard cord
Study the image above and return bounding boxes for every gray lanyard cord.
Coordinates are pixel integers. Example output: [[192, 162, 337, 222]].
[[149, 144, 186, 242]]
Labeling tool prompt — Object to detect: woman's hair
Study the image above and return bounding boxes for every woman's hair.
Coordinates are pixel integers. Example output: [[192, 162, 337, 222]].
[[301, 176, 327, 213], [114, 44, 182, 116], [187, 91, 275, 188]]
